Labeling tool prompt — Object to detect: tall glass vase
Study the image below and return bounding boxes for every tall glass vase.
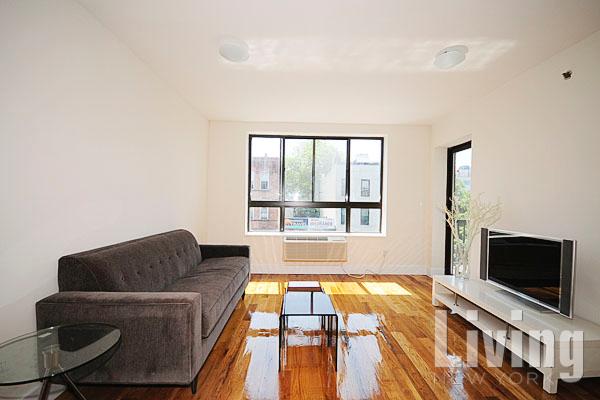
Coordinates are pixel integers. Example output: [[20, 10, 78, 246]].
[[454, 249, 470, 279]]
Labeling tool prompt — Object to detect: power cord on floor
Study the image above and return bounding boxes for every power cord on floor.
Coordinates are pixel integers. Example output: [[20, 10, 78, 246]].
[[341, 251, 387, 279]]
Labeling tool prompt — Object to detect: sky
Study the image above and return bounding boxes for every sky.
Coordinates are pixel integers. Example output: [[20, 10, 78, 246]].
[[455, 148, 472, 169]]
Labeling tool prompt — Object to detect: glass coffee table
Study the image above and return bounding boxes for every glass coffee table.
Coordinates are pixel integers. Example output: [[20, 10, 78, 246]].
[[0, 323, 121, 400], [279, 291, 338, 371]]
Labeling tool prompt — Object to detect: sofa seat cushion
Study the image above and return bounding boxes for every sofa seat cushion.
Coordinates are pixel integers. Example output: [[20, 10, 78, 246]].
[[188, 256, 249, 276], [163, 257, 249, 338]]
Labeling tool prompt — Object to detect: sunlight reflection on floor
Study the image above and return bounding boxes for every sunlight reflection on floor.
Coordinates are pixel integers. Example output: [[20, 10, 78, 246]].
[[361, 282, 412, 296], [338, 335, 382, 400], [321, 282, 368, 295], [245, 281, 283, 295], [249, 311, 279, 331], [345, 313, 380, 334], [243, 336, 279, 399], [244, 281, 412, 296], [320, 281, 412, 296]]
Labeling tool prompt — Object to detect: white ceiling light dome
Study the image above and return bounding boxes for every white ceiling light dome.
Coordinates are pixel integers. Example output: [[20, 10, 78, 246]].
[[434, 45, 468, 69], [219, 38, 249, 63]]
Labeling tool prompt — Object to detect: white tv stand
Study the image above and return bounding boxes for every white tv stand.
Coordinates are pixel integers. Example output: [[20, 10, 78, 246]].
[[432, 275, 600, 393]]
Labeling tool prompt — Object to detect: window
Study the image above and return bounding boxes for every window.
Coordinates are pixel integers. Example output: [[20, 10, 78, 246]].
[[250, 137, 280, 202], [360, 179, 370, 197], [260, 172, 269, 190], [249, 207, 279, 231], [445, 141, 472, 274], [284, 208, 345, 232], [260, 207, 269, 220], [284, 139, 312, 201], [360, 209, 369, 225], [351, 208, 381, 233], [315, 140, 346, 201], [350, 139, 381, 202], [248, 135, 384, 233]]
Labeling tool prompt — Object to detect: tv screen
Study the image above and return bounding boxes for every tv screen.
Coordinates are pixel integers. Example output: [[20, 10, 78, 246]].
[[485, 229, 575, 317]]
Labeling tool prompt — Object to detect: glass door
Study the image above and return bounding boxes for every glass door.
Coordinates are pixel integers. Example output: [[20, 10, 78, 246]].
[[445, 142, 472, 275]]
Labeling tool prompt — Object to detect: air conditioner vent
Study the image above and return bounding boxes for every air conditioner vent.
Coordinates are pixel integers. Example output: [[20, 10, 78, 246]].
[[283, 236, 347, 262]]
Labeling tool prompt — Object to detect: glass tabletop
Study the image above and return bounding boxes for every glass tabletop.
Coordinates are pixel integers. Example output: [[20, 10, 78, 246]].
[[0, 323, 121, 385], [282, 292, 336, 316]]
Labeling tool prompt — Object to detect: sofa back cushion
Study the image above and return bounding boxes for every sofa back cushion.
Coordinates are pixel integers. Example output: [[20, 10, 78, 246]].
[[58, 230, 202, 292]]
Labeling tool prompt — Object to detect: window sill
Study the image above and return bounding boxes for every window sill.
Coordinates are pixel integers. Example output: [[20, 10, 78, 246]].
[[244, 231, 387, 238]]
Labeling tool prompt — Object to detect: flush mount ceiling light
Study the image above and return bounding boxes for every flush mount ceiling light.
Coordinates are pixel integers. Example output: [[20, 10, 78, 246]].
[[219, 38, 249, 63], [434, 45, 468, 69]]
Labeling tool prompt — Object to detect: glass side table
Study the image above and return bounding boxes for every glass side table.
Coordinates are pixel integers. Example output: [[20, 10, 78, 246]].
[[0, 323, 121, 400]]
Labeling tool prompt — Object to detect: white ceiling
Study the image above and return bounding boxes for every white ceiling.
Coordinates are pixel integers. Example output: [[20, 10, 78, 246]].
[[78, 0, 600, 125]]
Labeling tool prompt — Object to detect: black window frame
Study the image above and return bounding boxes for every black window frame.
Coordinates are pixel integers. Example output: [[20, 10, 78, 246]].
[[248, 134, 384, 233], [445, 141, 472, 274]]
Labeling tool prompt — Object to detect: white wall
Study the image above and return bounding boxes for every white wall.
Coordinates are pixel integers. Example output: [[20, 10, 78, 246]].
[[0, 0, 209, 353], [206, 121, 431, 275], [432, 31, 600, 324]]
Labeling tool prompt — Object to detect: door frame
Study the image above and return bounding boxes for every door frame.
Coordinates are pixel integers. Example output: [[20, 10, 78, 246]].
[[444, 141, 472, 275]]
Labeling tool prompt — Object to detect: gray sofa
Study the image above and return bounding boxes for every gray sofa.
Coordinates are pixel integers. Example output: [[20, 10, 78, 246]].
[[36, 230, 250, 393]]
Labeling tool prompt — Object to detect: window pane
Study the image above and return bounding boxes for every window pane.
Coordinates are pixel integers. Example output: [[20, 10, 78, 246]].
[[350, 139, 381, 202], [284, 208, 345, 232], [249, 207, 280, 232], [314, 139, 347, 202], [284, 139, 313, 201], [250, 137, 281, 201], [450, 147, 472, 274], [350, 208, 381, 233]]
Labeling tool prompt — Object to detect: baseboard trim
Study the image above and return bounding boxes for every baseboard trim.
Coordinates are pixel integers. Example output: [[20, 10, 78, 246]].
[[250, 265, 429, 275], [429, 267, 444, 277]]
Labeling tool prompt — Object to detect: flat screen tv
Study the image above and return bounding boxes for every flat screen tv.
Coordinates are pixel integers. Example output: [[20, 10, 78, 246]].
[[481, 228, 576, 318]]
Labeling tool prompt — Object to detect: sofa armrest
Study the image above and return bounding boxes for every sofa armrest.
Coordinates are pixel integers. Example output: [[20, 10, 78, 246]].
[[200, 244, 250, 259], [36, 291, 202, 385]]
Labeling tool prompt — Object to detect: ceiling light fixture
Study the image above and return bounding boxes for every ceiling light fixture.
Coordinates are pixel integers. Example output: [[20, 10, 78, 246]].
[[219, 38, 249, 63], [434, 45, 468, 69]]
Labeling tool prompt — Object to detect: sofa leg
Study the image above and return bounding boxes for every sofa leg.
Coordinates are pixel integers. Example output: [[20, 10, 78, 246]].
[[191, 373, 199, 395], [242, 292, 245, 300]]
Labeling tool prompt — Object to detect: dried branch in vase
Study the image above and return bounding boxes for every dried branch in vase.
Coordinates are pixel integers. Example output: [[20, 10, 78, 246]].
[[444, 193, 502, 278]]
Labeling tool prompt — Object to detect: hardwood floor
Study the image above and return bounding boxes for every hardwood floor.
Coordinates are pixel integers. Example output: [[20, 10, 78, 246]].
[[58, 275, 600, 399]]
